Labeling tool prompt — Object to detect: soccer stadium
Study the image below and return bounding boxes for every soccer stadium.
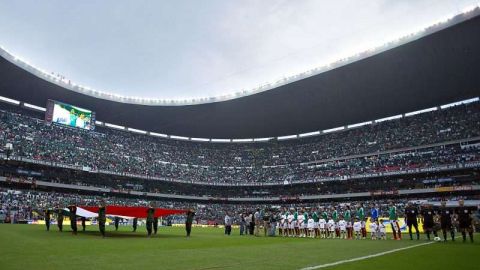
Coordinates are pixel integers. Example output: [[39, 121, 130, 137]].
[[0, 1, 479, 270]]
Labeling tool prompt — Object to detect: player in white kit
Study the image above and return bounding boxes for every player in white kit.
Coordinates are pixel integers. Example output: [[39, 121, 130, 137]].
[[353, 218, 362, 239], [327, 219, 335, 238], [338, 218, 347, 239], [287, 211, 295, 237], [297, 210, 305, 237], [307, 216, 315, 238], [378, 219, 386, 240], [369, 219, 378, 240], [319, 218, 327, 238]]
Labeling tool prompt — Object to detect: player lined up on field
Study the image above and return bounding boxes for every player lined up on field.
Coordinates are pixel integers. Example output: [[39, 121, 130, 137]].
[[234, 200, 476, 242]]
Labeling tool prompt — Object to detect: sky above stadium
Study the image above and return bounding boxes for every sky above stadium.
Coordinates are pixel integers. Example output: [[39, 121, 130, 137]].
[[0, 0, 477, 101]]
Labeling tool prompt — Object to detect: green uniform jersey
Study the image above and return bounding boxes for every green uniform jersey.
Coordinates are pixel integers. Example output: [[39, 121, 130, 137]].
[[332, 210, 338, 222], [304, 213, 308, 224], [312, 212, 319, 222], [322, 212, 328, 221], [389, 206, 397, 220], [344, 210, 351, 221], [293, 212, 298, 221], [357, 207, 365, 220]]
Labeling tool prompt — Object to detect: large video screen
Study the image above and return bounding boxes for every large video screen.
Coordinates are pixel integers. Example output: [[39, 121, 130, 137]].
[[45, 100, 95, 130]]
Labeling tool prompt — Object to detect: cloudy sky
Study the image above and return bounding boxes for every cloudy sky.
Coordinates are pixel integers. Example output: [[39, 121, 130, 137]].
[[0, 0, 477, 100]]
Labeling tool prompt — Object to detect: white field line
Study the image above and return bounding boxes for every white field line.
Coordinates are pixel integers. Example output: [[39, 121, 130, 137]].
[[299, 241, 435, 270]]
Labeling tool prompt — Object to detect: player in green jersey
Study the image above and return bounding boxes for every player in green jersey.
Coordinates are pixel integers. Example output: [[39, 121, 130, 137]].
[[344, 206, 352, 239], [389, 201, 402, 240], [312, 209, 319, 238], [357, 203, 366, 239]]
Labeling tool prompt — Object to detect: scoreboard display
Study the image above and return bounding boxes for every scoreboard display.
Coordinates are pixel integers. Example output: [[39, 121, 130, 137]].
[[45, 100, 95, 130]]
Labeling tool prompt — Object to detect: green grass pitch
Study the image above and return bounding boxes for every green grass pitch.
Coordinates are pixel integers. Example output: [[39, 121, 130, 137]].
[[0, 224, 478, 270]]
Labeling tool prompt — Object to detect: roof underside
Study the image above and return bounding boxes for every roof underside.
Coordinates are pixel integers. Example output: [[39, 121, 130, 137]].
[[0, 15, 479, 138]]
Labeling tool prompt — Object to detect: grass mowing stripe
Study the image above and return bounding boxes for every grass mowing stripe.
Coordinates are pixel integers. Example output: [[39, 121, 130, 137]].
[[299, 241, 435, 270]]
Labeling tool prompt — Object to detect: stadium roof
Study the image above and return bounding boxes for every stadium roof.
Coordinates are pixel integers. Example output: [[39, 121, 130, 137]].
[[0, 11, 480, 139]]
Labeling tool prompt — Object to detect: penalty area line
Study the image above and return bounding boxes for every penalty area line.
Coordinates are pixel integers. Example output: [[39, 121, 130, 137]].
[[299, 241, 435, 270]]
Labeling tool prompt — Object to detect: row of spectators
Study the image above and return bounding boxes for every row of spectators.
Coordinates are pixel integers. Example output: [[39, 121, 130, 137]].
[[1, 161, 478, 197], [0, 101, 479, 184]]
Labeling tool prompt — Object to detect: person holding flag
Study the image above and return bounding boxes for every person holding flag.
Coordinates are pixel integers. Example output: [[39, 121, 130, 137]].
[[146, 206, 155, 237], [67, 204, 77, 235], [98, 202, 106, 238]]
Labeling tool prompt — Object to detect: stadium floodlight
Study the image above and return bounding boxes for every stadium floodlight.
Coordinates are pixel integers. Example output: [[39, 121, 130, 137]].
[[150, 132, 168, 138], [211, 139, 231, 143], [253, 137, 273, 142], [0, 95, 20, 105], [298, 131, 321, 138], [23, 103, 46, 111], [170, 135, 189, 140], [347, 121, 373, 129], [190, 137, 210, 142], [232, 139, 253, 143], [322, 126, 345, 133], [127, 128, 147, 134], [404, 107, 437, 117], [440, 97, 479, 109], [277, 135, 298, 141], [104, 123, 125, 130], [375, 114, 403, 123]]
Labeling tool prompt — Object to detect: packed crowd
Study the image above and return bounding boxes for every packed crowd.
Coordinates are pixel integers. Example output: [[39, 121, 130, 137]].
[[1, 161, 478, 198], [0, 101, 479, 184]]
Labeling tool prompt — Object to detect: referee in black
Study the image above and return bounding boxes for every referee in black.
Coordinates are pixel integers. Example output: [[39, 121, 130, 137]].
[[456, 200, 474, 243], [439, 201, 455, 241], [405, 202, 420, 240], [421, 204, 437, 240]]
